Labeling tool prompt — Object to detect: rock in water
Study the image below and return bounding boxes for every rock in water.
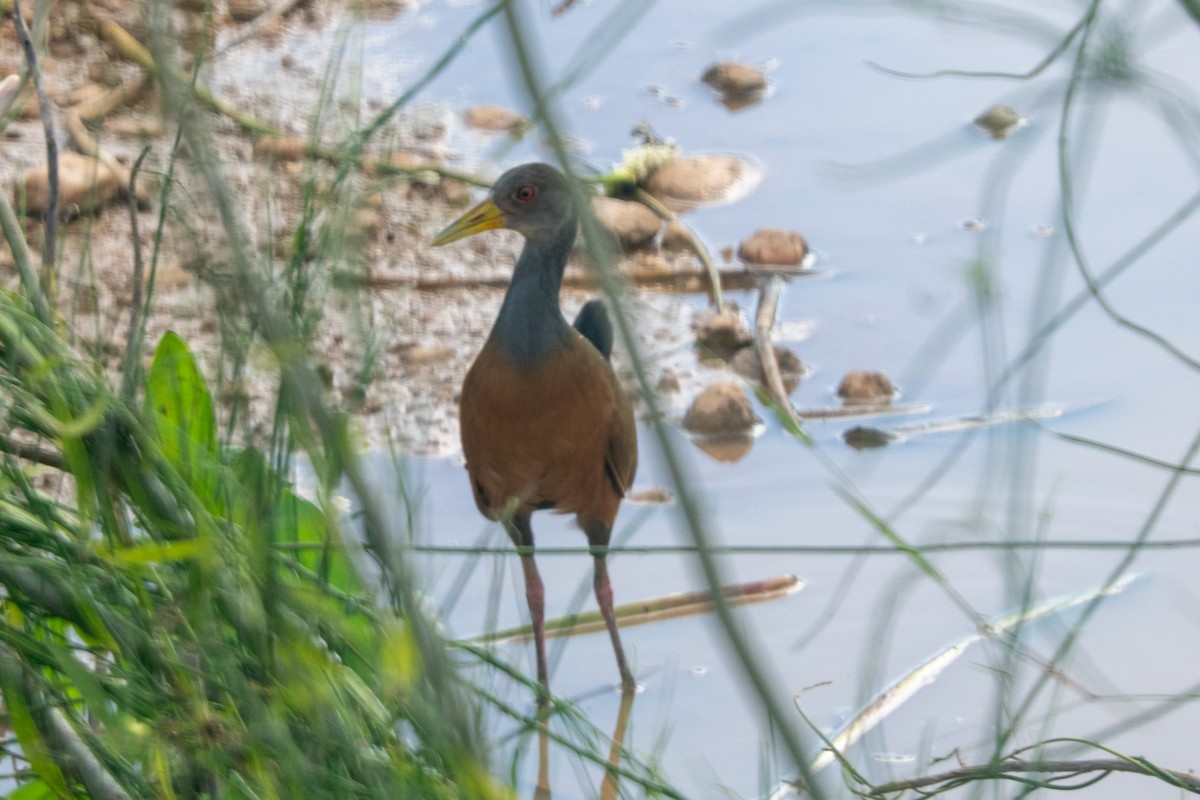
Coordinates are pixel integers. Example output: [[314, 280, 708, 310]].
[[837, 370, 894, 404], [738, 228, 809, 268], [683, 382, 762, 436]]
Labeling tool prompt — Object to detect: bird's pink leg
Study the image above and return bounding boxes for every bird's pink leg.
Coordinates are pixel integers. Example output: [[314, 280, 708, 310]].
[[518, 552, 550, 699], [593, 555, 634, 689]]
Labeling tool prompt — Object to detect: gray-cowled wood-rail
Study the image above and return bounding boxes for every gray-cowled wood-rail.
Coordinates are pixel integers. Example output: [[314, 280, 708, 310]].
[[432, 163, 638, 694]]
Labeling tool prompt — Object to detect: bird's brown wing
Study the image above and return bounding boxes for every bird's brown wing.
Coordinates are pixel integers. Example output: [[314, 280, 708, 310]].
[[603, 374, 637, 499]]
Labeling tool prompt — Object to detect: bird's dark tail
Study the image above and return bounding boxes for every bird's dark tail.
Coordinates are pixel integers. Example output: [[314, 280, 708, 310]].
[[572, 299, 614, 361]]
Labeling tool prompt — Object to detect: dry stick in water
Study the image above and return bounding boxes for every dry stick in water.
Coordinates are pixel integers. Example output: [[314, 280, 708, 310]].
[[634, 188, 726, 313], [11, 0, 58, 300], [478, 574, 802, 643], [755, 273, 791, 408]]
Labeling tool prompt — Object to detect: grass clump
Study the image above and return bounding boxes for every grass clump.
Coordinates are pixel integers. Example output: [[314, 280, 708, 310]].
[[0, 285, 503, 797]]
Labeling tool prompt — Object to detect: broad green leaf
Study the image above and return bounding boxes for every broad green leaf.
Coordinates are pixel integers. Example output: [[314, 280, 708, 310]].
[[231, 447, 362, 594], [278, 491, 361, 594], [146, 331, 218, 504]]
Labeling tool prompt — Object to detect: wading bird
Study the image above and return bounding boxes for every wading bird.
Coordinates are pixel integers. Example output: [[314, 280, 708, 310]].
[[433, 163, 638, 695]]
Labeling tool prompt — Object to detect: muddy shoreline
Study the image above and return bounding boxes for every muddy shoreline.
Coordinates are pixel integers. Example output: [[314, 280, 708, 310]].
[[1, 0, 747, 456]]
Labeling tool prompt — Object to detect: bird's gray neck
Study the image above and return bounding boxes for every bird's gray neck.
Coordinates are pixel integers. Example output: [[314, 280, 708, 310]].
[[490, 221, 576, 370]]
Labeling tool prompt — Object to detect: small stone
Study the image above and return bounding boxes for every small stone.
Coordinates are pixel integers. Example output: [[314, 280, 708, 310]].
[[837, 370, 894, 405], [730, 345, 806, 394], [388, 149, 422, 169], [627, 250, 672, 274], [695, 309, 752, 356], [661, 220, 693, 252], [973, 104, 1026, 140], [701, 62, 767, 95], [253, 136, 309, 161], [738, 228, 809, 268], [19, 152, 122, 217], [349, 208, 383, 239], [107, 118, 165, 138], [464, 105, 526, 133], [843, 426, 897, 450], [683, 382, 761, 437], [643, 155, 758, 212], [656, 370, 681, 393], [591, 196, 661, 252], [227, 0, 268, 21], [627, 486, 673, 505], [151, 264, 191, 290], [439, 179, 471, 206], [397, 343, 454, 365], [701, 62, 767, 110]]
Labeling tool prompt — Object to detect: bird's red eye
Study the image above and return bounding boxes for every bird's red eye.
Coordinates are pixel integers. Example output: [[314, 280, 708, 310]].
[[514, 184, 538, 203]]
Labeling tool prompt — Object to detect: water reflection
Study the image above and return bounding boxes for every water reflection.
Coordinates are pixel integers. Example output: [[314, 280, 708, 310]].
[[533, 687, 638, 800]]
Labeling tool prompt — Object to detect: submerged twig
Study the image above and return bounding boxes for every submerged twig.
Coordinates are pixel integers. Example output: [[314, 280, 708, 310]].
[[477, 574, 803, 643], [797, 402, 932, 422], [845, 404, 1065, 447]]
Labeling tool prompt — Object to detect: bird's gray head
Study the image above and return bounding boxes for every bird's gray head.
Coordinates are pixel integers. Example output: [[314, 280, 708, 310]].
[[488, 163, 577, 239]]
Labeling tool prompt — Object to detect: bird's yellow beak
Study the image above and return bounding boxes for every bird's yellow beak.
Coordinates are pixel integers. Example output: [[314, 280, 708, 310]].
[[431, 198, 508, 246]]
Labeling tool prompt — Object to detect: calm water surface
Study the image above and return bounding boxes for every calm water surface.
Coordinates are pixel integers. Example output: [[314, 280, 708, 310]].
[[346, 2, 1200, 797]]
